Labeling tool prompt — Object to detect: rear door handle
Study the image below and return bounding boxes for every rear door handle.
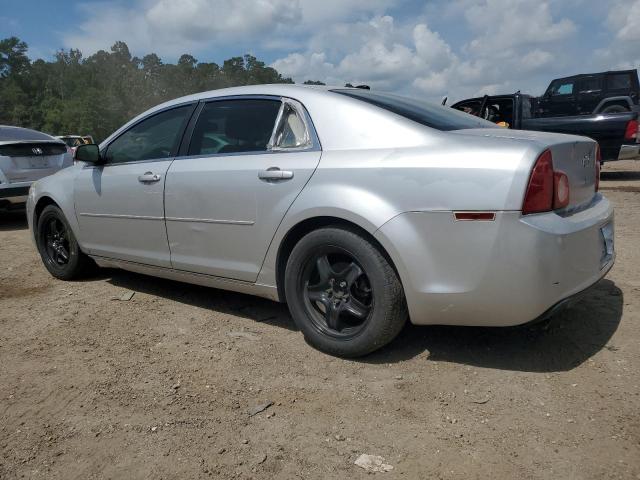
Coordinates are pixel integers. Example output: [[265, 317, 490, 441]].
[[138, 171, 161, 183], [258, 167, 294, 181]]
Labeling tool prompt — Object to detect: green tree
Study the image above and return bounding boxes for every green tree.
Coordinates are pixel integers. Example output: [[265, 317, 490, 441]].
[[0, 37, 296, 142]]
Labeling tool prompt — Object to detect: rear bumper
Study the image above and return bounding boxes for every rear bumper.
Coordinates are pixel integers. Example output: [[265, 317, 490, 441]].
[[618, 144, 640, 160], [0, 183, 30, 205], [375, 194, 614, 327]]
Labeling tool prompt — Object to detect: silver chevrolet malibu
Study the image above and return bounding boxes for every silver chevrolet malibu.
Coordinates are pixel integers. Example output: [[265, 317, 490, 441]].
[[27, 85, 614, 357]]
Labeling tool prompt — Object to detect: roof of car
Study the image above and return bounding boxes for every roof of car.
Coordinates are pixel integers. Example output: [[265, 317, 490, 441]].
[[100, 84, 448, 151]]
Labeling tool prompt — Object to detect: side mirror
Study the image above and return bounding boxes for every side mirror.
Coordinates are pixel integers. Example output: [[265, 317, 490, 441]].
[[74, 144, 102, 164]]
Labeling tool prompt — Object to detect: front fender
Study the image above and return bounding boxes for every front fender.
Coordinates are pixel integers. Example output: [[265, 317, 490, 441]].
[[28, 165, 81, 244]]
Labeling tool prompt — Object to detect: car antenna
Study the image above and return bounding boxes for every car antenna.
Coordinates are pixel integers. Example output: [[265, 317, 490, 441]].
[[355, 84, 370, 90]]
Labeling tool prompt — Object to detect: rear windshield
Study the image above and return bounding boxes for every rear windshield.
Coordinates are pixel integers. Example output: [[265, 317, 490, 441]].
[[332, 89, 496, 131], [0, 126, 53, 142]]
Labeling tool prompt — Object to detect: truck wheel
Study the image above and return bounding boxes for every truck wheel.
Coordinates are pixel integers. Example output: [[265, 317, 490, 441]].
[[284, 227, 408, 357], [601, 105, 629, 114]]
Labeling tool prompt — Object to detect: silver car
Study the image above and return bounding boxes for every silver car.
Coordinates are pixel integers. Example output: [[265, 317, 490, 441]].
[[1, 126, 71, 211], [26, 85, 614, 357]]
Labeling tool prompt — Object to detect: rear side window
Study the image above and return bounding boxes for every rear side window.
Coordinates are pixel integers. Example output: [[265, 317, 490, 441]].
[[579, 77, 603, 92], [608, 73, 631, 90], [270, 102, 312, 149], [105, 105, 192, 164], [334, 90, 495, 131], [188, 99, 281, 156]]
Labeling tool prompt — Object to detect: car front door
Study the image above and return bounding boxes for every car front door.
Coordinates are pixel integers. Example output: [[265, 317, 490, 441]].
[[74, 104, 195, 266], [164, 96, 321, 282], [541, 79, 576, 117]]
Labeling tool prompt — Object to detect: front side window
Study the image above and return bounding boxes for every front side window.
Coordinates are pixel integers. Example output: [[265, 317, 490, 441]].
[[188, 99, 281, 156], [550, 81, 574, 96], [105, 105, 192, 163]]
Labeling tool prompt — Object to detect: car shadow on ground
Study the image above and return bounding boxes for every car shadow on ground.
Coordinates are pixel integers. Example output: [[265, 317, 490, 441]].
[[0, 210, 28, 231], [106, 269, 296, 331], [365, 279, 623, 373], [107, 268, 622, 373]]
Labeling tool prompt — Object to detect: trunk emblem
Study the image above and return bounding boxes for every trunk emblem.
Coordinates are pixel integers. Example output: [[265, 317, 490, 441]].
[[32, 147, 43, 155], [582, 153, 592, 168]]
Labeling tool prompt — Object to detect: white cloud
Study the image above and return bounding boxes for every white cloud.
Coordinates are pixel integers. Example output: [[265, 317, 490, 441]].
[[62, 0, 636, 104], [272, 1, 578, 101], [594, 0, 640, 70], [608, 0, 640, 42], [63, 0, 397, 58]]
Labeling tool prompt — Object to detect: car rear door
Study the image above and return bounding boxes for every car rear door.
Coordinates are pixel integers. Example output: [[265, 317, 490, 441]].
[[577, 76, 604, 114], [74, 103, 195, 267], [164, 96, 321, 282]]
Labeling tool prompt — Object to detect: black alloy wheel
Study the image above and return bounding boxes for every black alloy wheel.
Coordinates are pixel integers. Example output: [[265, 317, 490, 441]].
[[36, 205, 95, 280], [42, 216, 71, 266], [302, 248, 374, 339], [285, 227, 408, 357]]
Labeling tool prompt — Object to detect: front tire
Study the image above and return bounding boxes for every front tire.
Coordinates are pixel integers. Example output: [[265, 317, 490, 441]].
[[284, 227, 407, 357], [36, 205, 95, 280]]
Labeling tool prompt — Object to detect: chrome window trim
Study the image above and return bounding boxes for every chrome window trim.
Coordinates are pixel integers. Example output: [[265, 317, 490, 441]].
[[98, 101, 198, 166], [174, 94, 321, 162], [267, 98, 315, 152]]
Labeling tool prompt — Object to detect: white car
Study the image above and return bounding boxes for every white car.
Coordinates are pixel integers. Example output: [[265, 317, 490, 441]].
[[1, 126, 72, 211], [27, 85, 614, 356]]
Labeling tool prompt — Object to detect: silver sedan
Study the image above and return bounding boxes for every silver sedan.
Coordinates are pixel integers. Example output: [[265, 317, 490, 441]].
[[26, 85, 614, 357]]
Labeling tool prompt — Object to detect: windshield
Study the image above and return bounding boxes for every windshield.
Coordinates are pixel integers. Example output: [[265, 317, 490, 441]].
[[333, 89, 496, 131]]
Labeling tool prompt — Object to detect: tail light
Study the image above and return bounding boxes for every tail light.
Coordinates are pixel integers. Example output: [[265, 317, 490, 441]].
[[624, 119, 639, 141], [522, 149, 571, 214]]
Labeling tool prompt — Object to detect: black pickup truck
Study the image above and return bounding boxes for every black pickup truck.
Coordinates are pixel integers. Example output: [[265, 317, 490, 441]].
[[452, 93, 640, 162]]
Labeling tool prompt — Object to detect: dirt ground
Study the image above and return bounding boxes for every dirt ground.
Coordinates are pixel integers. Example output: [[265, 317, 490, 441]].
[[1, 161, 639, 480]]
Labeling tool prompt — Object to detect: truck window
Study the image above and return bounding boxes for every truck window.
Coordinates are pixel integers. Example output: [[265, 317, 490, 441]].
[[452, 100, 482, 116], [551, 81, 574, 96], [579, 77, 603, 92], [607, 73, 631, 90], [481, 98, 514, 126]]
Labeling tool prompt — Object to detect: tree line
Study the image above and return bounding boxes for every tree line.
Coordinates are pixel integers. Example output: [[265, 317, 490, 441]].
[[0, 37, 327, 143]]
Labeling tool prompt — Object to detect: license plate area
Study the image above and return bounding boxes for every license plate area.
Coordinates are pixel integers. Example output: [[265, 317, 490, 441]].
[[28, 157, 50, 168], [600, 222, 614, 268]]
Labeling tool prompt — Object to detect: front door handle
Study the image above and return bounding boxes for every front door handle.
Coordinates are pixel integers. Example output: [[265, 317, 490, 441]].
[[258, 167, 294, 181], [138, 171, 161, 183]]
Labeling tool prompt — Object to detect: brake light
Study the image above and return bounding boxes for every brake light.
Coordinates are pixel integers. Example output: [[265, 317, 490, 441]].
[[522, 150, 554, 214], [595, 144, 601, 192], [522, 149, 571, 214], [624, 119, 638, 141]]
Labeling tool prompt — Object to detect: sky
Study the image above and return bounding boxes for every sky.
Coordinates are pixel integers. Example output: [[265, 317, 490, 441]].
[[2, 0, 639, 102]]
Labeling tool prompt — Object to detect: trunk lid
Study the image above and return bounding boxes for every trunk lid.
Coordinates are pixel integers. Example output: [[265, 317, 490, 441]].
[[452, 128, 598, 211], [0, 141, 69, 183]]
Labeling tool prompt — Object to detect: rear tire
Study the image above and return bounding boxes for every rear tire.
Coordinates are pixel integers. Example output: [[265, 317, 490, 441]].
[[36, 205, 96, 280], [284, 227, 407, 357]]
